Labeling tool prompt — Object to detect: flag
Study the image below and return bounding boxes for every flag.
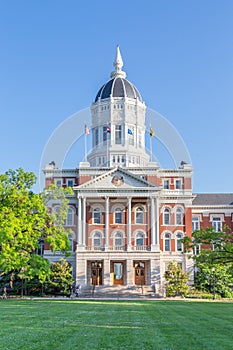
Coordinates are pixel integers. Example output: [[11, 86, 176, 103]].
[[85, 124, 90, 135], [150, 127, 155, 137], [128, 128, 133, 135], [105, 126, 111, 133]]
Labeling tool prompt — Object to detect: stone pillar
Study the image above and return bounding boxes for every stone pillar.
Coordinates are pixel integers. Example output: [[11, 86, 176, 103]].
[[126, 258, 134, 285], [104, 258, 110, 286], [127, 197, 132, 250], [150, 197, 156, 245], [78, 197, 82, 246], [82, 197, 86, 247], [151, 197, 160, 252], [105, 197, 109, 250], [155, 198, 160, 250]]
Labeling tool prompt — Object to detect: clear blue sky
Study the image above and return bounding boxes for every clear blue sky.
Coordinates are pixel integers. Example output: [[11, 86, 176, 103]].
[[1, 0, 233, 193]]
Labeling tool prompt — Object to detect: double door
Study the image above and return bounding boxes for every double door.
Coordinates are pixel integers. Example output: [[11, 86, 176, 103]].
[[91, 262, 102, 285], [135, 261, 145, 285]]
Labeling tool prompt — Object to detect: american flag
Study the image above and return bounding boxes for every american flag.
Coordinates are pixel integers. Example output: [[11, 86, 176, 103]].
[[85, 124, 90, 135]]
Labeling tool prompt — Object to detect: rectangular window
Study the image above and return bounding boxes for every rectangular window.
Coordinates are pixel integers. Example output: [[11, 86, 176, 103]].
[[192, 217, 200, 232], [93, 210, 101, 224], [165, 239, 170, 252], [163, 179, 170, 189], [55, 179, 62, 187], [115, 125, 122, 144], [175, 179, 182, 189], [67, 179, 74, 187], [212, 217, 222, 232]]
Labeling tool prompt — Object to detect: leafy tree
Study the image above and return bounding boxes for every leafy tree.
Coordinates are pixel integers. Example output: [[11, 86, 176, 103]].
[[164, 261, 190, 297], [182, 226, 233, 297], [182, 226, 233, 266], [46, 258, 74, 296], [0, 168, 72, 295], [194, 263, 233, 298]]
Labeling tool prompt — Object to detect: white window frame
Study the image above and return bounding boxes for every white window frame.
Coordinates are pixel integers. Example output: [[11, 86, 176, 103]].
[[114, 207, 123, 224], [176, 232, 183, 252], [93, 208, 102, 224], [55, 179, 62, 187], [135, 231, 144, 247], [192, 216, 200, 232], [163, 179, 170, 190], [135, 206, 144, 224], [66, 206, 75, 226], [114, 231, 123, 248], [163, 208, 171, 225], [164, 233, 171, 252], [210, 214, 224, 232], [66, 179, 74, 187], [175, 179, 182, 190], [175, 207, 183, 225], [92, 231, 102, 250]]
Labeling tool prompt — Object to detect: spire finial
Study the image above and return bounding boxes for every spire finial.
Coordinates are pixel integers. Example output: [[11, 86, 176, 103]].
[[110, 45, 126, 79]]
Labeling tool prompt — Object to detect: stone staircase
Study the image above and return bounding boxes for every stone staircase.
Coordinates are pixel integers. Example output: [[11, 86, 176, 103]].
[[78, 285, 161, 299]]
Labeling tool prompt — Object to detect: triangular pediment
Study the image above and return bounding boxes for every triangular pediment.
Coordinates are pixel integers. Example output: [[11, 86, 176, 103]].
[[75, 167, 160, 192]]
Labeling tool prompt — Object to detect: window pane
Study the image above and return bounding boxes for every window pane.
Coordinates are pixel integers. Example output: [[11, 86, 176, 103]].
[[115, 125, 122, 144], [136, 208, 144, 224], [93, 209, 101, 224]]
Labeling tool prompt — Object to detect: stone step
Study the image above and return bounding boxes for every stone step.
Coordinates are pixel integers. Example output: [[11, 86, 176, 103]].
[[78, 285, 158, 298]]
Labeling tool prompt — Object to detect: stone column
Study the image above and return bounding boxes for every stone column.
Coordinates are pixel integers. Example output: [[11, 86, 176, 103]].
[[105, 196, 109, 250], [104, 258, 110, 286], [155, 198, 160, 250], [151, 197, 160, 252], [150, 197, 156, 245], [82, 197, 86, 247], [78, 197, 82, 246], [127, 197, 132, 250]]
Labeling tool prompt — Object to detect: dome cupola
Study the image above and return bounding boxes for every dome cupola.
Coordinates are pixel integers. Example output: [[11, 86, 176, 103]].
[[88, 46, 150, 168], [95, 45, 142, 103]]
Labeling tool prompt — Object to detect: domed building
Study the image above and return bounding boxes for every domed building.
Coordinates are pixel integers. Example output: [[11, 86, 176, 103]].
[[87, 46, 150, 168], [43, 47, 233, 297]]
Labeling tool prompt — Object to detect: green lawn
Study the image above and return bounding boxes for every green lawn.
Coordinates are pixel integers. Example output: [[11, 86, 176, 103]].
[[0, 299, 232, 350]]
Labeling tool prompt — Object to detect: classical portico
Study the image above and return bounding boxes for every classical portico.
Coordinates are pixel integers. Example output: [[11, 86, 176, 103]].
[[74, 167, 161, 287]]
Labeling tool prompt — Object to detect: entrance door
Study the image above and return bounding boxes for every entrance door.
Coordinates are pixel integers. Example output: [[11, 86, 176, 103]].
[[113, 262, 124, 285], [135, 262, 145, 285], [91, 262, 102, 285]]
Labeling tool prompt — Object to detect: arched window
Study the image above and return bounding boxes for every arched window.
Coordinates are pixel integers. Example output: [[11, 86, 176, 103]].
[[176, 208, 183, 225], [135, 207, 144, 224], [176, 233, 183, 252], [53, 205, 62, 225], [164, 233, 171, 252], [93, 208, 102, 224], [136, 232, 144, 247], [114, 207, 123, 224], [93, 231, 102, 250], [66, 207, 75, 226], [114, 231, 123, 249], [164, 208, 170, 225]]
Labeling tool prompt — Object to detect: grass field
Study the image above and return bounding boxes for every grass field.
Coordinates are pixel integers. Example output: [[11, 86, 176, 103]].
[[0, 299, 232, 350]]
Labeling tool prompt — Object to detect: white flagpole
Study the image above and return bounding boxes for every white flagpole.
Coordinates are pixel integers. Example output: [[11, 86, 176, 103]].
[[84, 132, 87, 162], [149, 124, 153, 162]]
